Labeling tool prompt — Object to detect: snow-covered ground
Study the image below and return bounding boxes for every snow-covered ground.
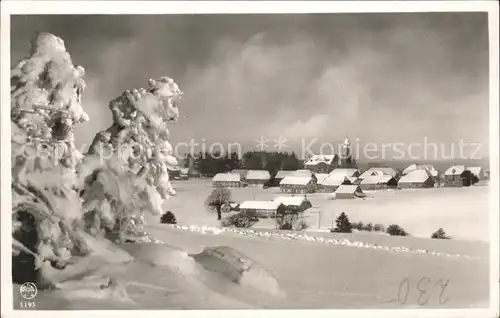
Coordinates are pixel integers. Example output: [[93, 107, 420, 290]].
[[12, 180, 490, 310], [158, 179, 490, 241]]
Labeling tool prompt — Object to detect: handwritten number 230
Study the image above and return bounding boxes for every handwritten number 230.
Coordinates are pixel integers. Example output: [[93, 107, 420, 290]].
[[397, 277, 449, 305]]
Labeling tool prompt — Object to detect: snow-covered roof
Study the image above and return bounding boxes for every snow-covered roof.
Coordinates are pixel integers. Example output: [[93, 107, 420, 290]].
[[359, 167, 397, 179], [273, 196, 307, 206], [328, 168, 359, 178], [290, 169, 314, 178], [280, 176, 313, 186], [245, 170, 271, 180], [275, 170, 294, 179], [360, 174, 395, 185], [467, 167, 483, 177], [334, 184, 364, 195], [213, 173, 241, 182], [444, 165, 466, 176], [231, 169, 248, 178], [398, 170, 432, 184], [239, 200, 280, 210], [321, 175, 358, 186], [304, 154, 337, 166], [314, 173, 329, 184], [403, 164, 438, 177]]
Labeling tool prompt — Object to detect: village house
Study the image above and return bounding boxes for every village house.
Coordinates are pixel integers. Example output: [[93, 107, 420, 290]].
[[334, 184, 366, 199], [359, 174, 398, 191], [212, 172, 242, 188], [304, 155, 338, 174], [329, 168, 361, 178], [467, 166, 484, 181], [444, 165, 477, 187], [403, 164, 438, 178], [245, 170, 271, 185], [358, 167, 398, 181], [280, 176, 317, 194], [273, 196, 313, 213], [238, 200, 283, 218], [398, 170, 435, 189]]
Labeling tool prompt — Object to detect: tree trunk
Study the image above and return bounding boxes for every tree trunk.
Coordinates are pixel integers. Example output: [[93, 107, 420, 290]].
[[217, 207, 222, 220]]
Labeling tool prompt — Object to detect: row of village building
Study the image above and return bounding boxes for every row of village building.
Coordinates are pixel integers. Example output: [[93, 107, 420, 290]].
[[211, 163, 486, 195]]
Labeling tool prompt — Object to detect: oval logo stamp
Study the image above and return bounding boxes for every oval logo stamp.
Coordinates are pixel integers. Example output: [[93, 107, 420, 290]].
[[20, 282, 37, 300]]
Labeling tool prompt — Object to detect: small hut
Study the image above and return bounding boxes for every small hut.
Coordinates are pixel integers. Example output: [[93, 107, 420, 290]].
[[239, 201, 282, 218], [212, 173, 242, 188], [398, 170, 435, 189], [279, 176, 317, 194], [334, 184, 366, 199], [444, 165, 477, 187], [245, 170, 271, 185], [359, 174, 398, 190]]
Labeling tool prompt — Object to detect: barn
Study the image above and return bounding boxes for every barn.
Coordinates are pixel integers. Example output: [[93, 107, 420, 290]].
[[231, 169, 248, 180], [280, 176, 317, 194], [444, 165, 477, 187], [245, 170, 271, 185], [239, 201, 282, 218], [304, 154, 338, 174], [212, 173, 242, 188], [334, 184, 366, 199], [273, 196, 313, 213], [359, 174, 398, 190], [358, 167, 398, 180], [398, 170, 435, 189]]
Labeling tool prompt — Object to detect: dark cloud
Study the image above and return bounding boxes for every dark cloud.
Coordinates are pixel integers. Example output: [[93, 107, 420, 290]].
[[10, 13, 490, 158]]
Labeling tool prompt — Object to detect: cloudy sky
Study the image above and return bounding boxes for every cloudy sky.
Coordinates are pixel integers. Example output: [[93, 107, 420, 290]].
[[11, 13, 490, 161]]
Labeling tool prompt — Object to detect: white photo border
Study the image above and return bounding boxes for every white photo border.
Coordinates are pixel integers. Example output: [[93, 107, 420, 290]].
[[1, 1, 498, 318]]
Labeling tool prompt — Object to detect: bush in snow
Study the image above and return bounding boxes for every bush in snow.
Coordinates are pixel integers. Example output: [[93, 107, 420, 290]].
[[160, 211, 177, 224], [386, 224, 409, 236], [431, 228, 451, 239]]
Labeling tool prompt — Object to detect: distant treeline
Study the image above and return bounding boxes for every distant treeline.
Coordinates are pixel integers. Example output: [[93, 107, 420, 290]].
[[183, 151, 304, 177]]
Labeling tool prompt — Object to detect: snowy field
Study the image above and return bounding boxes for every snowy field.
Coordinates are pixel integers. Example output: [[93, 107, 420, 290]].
[[157, 179, 490, 241], [12, 179, 491, 310]]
